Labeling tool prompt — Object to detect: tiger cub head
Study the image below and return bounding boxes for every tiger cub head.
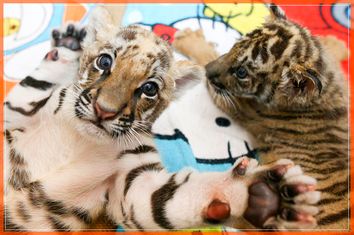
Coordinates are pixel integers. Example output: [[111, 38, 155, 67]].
[[205, 4, 341, 111], [68, 7, 203, 141]]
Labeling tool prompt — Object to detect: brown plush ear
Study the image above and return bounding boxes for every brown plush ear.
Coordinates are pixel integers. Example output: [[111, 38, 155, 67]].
[[281, 65, 323, 97], [267, 4, 287, 21]]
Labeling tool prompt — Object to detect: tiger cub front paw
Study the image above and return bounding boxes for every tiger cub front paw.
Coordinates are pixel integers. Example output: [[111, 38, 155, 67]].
[[172, 28, 218, 65], [51, 23, 86, 51], [239, 158, 320, 230]]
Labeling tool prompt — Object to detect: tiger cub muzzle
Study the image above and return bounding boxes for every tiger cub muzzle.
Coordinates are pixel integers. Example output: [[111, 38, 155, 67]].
[[75, 80, 159, 137], [205, 54, 257, 97], [205, 56, 226, 91]]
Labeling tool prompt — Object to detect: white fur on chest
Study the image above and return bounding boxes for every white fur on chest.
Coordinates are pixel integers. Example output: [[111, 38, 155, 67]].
[[10, 106, 120, 181]]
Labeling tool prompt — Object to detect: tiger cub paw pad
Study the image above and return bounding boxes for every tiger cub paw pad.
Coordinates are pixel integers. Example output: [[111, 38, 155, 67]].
[[243, 159, 320, 230], [51, 23, 86, 51], [232, 157, 259, 176]]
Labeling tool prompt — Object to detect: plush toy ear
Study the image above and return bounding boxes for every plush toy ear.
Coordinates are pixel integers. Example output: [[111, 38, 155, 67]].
[[172, 60, 205, 98], [281, 65, 323, 97], [82, 6, 118, 47], [267, 3, 287, 21]]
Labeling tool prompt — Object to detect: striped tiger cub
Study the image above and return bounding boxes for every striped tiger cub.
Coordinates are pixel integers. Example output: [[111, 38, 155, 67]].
[[176, 4, 348, 230], [4, 6, 320, 231]]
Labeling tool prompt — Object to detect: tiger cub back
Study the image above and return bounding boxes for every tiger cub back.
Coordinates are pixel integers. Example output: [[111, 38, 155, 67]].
[[204, 5, 348, 229]]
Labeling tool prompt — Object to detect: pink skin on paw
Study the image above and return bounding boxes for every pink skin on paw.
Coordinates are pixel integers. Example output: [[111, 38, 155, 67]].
[[233, 158, 249, 176], [45, 49, 59, 61], [204, 199, 231, 224]]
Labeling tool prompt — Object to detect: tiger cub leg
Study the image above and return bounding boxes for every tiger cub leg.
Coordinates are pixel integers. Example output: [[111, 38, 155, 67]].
[[4, 24, 84, 130], [5, 25, 89, 232], [108, 154, 320, 230]]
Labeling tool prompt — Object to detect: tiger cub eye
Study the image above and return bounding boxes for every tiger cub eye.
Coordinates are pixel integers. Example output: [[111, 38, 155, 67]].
[[96, 54, 113, 70], [234, 66, 248, 79], [141, 82, 158, 97]]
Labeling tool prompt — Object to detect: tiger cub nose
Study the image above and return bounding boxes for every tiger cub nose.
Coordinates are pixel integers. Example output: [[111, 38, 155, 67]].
[[94, 102, 117, 120], [205, 60, 221, 82]]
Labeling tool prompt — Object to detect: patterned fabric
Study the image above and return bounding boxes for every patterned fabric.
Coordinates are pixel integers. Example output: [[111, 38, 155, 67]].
[[3, 3, 350, 232], [4, 3, 350, 95], [153, 82, 258, 173]]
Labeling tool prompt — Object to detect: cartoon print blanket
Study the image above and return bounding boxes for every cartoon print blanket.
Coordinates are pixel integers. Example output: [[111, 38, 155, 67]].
[[5, 3, 350, 89], [3, 3, 350, 232], [153, 82, 258, 173]]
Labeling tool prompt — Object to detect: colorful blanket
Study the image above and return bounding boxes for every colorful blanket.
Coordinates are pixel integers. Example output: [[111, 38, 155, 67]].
[[3, 3, 350, 232], [4, 3, 350, 88]]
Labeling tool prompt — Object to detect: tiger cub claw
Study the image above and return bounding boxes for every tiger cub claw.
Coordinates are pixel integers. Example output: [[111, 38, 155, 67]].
[[232, 157, 258, 176], [241, 158, 320, 230]]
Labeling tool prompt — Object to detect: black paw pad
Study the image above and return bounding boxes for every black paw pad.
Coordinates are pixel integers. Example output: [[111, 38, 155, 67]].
[[66, 24, 75, 36], [280, 208, 299, 221], [52, 25, 86, 51], [244, 181, 279, 228], [280, 184, 314, 200], [280, 207, 314, 222], [267, 164, 289, 182], [79, 29, 87, 42], [52, 30, 60, 40]]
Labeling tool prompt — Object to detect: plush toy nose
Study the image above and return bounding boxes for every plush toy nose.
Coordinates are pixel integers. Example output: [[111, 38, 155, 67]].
[[94, 102, 117, 120]]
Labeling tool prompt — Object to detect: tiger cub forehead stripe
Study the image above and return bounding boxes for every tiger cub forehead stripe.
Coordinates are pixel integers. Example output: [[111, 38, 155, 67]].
[[120, 30, 137, 41]]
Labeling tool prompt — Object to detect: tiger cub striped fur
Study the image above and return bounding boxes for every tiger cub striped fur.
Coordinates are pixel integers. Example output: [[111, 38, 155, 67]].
[[4, 6, 320, 231], [182, 5, 348, 230]]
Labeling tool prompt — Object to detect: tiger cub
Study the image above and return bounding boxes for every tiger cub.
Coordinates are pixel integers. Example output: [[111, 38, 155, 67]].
[[176, 4, 348, 230], [4, 6, 320, 231]]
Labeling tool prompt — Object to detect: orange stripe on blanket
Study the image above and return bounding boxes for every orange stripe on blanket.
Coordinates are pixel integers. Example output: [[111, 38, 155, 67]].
[[4, 80, 18, 96], [63, 4, 87, 22]]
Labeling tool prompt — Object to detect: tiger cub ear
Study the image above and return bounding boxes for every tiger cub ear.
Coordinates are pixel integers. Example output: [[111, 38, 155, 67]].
[[280, 64, 323, 98], [267, 3, 287, 21], [82, 6, 117, 47]]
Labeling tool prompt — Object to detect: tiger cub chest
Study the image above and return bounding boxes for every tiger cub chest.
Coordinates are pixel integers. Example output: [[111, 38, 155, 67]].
[[6, 116, 120, 182]]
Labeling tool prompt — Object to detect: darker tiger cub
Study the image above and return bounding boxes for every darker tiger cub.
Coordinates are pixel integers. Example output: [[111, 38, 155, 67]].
[[179, 5, 348, 230]]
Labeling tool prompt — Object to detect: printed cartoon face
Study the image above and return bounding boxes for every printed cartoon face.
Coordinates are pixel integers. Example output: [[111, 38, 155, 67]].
[[204, 3, 270, 35], [205, 3, 254, 18]]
